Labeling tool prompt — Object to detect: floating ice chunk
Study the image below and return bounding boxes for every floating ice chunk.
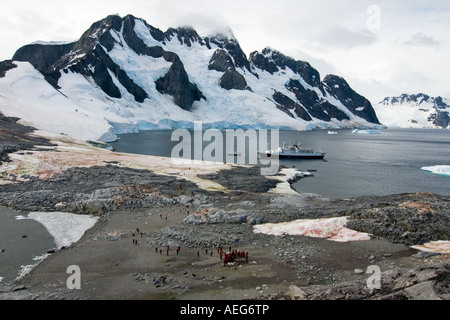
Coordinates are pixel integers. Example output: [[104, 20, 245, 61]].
[[28, 212, 98, 249], [421, 165, 450, 177], [352, 129, 383, 134], [253, 216, 371, 242]]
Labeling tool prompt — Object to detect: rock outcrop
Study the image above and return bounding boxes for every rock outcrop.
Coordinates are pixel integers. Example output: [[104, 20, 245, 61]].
[[0, 113, 54, 166], [347, 193, 450, 246], [284, 260, 450, 300], [323, 74, 380, 124]]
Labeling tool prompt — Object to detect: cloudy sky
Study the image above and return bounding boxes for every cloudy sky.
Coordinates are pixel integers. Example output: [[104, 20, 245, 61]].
[[1, 0, 449, 103]]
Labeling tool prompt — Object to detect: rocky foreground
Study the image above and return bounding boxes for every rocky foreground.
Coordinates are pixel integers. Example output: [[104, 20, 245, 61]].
[[0, 113, 449, 300]]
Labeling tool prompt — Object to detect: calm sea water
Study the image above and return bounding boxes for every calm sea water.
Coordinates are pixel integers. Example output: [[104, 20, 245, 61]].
[[0, 207, 55, 284], [111, 128, 450, 199]]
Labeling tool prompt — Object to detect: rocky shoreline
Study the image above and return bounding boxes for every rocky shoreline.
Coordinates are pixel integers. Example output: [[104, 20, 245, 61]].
[[0, 112, 449, 300]]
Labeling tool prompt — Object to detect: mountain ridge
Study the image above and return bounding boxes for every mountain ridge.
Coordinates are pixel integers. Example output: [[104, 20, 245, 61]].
[[0, 14, 381, 142], [375, 93, 450, 129]]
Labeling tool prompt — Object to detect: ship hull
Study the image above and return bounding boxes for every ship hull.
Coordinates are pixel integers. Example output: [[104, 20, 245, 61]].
[[259, 152, 325, 160]]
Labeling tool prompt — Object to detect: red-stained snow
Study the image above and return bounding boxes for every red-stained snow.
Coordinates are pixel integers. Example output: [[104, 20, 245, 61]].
[[253, 216, 371, 242]]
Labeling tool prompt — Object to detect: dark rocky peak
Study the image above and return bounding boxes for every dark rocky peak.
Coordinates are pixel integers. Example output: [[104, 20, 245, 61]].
[[76, 14, 123, 51], [11, 15, 124, 74], [381, 94, 449, 109], [272, 90, 312, 121], [208, 49, 235, 72], [12, 41, 76, 88], [404, 93, 431, 104], [121, 15, 166, 57], [379, 96, 391, 105], [286, 79, 349, 122], [0, 60, 17, 78], [155, 58, 205, 110], [49, 16, 124, 72], [206, 30, 252, 74], [261, 47, 321, 88], [118, 16, 205, 109], [431, 110, 449, 128], [385, 93, 431, 105], [434, 96, 449, 109], [219, 69, 249, 91], [249, 50, 279, 75], [164, 26, 206, 47], [125, 15, 166, 43], [208, 49, 250, 91], [13, 42, 75, 75], [12, 14, 151, 102], [323, 74, 380, 124], [207, 28, 238, 45]]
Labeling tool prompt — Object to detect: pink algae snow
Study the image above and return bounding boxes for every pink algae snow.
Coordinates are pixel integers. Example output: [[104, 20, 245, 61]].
[[253, 216, 371, 242], [410, 241, 450, 254]]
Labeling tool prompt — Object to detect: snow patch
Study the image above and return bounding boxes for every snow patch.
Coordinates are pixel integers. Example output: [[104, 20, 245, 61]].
[[0, 62, 116, 142], [253, 216, 372, 242], [28, 212, 98, 249], [410, 240, 450, 254]]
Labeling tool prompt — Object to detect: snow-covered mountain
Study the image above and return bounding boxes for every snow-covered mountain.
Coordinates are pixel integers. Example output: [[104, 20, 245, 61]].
[[0, 14, 380, 142], [374, 94, 450, 129]]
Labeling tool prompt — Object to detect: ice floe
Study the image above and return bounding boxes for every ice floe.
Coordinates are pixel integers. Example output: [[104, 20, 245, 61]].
[[352, 129, 383, 134], [421, 165, 450, 177]]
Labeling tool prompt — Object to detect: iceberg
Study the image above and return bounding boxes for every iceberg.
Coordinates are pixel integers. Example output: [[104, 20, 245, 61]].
[[352, 129, 383, 134], [421, 165, 450, 177]]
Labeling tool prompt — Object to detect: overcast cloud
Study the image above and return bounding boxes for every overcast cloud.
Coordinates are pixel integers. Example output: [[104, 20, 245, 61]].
[[403, 32, 442, 49], [1, 0, 449, 103]]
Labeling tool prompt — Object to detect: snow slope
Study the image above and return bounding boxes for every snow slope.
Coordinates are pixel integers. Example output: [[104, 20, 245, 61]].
[[28, 211, 98, 249], [374, 94, 450, 129], [0, 62, 117, 141]]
